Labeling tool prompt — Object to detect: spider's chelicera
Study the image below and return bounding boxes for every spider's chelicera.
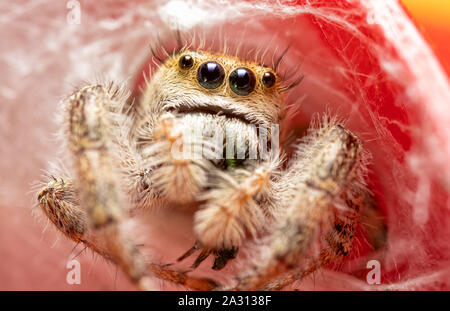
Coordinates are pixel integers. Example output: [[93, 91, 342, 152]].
[[37, 47, 383, 290]]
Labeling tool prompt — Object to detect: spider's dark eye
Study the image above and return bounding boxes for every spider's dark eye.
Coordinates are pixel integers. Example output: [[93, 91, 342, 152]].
[[179, 54, 194, 69], [197, 61, 225, 89], [262, 71, 276, 88], [229, 67, 256, 95]]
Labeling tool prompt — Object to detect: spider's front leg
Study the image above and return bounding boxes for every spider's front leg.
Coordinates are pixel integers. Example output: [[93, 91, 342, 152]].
[[39, 85, 153, 289], [235, 121, 367, 290], [260, 179, 386, 291], [38, 176, 218, 290]]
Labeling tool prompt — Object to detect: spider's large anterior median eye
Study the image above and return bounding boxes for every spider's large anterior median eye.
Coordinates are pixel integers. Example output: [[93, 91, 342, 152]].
[[179, 54, 194, 69], [197, 61, 225, 89], [229, 67, 256, 95], [262, 71, 276, 88]]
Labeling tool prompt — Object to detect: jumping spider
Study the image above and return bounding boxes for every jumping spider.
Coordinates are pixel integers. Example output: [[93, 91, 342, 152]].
[[37, 46, 383, 290]]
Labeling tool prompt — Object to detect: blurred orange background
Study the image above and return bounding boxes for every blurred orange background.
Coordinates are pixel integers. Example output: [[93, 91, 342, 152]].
[[402, 0, 450, 75]]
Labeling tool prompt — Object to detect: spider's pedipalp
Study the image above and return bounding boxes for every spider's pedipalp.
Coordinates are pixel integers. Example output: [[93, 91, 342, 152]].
[[132, 112, 214, 205], [194, 156, 281, 252]]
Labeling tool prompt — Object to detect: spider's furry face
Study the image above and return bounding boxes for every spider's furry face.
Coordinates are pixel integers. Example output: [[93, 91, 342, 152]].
[[143, 50, 284, 127], [132, 49, 286, 200]]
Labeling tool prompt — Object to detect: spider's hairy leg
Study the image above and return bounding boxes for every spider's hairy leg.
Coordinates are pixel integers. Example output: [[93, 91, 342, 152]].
[[38, 178, 88, 246], [261, 184, 380, 290], [37, 178, 219, 290], [234, 123, 365, 290], [60, 84, 154, 289]]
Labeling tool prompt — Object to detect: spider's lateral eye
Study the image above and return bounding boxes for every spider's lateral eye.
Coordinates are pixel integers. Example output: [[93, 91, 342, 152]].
[[262, 71, 276, 88], [179, 54, 194, 69], [229, 67, 256, 95], [197, 61, 225, 89]]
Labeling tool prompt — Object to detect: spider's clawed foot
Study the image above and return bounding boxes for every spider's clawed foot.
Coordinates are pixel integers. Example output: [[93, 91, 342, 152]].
[[177, 241, 239, 270]]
